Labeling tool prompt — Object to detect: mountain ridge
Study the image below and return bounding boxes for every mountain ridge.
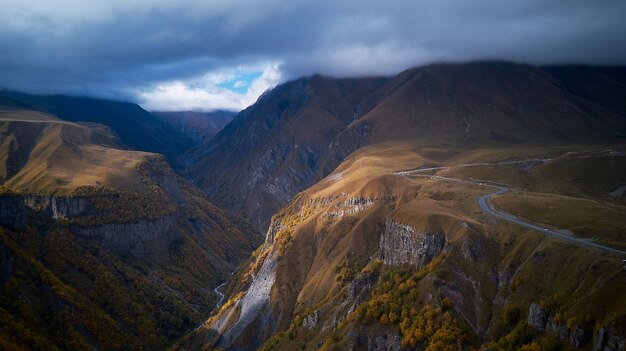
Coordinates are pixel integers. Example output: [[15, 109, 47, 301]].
[[186, 61, 626, 233], [0, 91, 196, 167]]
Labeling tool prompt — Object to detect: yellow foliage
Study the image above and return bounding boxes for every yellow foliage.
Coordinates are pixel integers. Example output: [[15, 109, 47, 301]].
[[352, 263, 464, 350]]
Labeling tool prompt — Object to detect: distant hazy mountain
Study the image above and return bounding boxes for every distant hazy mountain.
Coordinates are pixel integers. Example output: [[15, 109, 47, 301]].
[[152, 110, 236, 143], [0, 91, 196, 167], [186, 62, 626, 232]]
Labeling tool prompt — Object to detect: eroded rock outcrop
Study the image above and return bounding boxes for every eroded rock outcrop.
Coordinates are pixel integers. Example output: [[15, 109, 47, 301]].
[[323, 197, 377, 218], [527, 303, 603, 350], [379, 219, 445, 267], [302, 310, 319, 330], [23, 195, 89, 219], [527, 303, 548, 330], [594, 327, 626, 351], [0, 193, 90, 229], [363, 333, 402, 351]]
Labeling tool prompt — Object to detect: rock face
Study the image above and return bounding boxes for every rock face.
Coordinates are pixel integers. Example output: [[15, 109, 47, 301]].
[[0, 193, 176, 257], [201, 218, 281, 351], [570, 325, 593, 349], [594, 328, 626, 351], [23, 195, 89, 219], [302, 310, 319, 330], [379, 219, 445, 267], [323, 197, 378, 218], [348, 272, 377, 301], [363, 333, 402, 351], [264, 218, 286, 244], [72, 215, 176, 256], [0, 193, 90, 230], [321, 272, 377, 333], [527, 303, 548, 330], [527, 303, 607, 350], [217, 250, 277, 350]]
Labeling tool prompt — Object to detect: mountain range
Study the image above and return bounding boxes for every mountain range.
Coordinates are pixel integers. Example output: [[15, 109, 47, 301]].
[[186, 62, 626, 233], [1, 61, 626, 351]]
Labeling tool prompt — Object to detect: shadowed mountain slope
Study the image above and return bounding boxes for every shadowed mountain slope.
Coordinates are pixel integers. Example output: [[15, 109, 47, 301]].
[[152, 110, 236, 143], [185, 75, 389, 231]]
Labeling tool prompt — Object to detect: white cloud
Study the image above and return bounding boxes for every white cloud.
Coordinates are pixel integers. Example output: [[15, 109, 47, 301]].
[[137, 62, 282, 112]]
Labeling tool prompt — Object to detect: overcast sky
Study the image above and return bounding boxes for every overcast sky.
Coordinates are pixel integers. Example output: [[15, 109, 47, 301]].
[[1, 0, 625, 111]]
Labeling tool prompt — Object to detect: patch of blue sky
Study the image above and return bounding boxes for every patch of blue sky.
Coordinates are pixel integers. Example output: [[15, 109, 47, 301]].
[[217, 70, 263, 94]]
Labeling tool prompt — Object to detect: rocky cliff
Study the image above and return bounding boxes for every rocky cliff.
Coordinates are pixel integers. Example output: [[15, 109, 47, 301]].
[[0, 137, 261, 350], [378, 219, 445, 267], [527, 303, 625, 351]]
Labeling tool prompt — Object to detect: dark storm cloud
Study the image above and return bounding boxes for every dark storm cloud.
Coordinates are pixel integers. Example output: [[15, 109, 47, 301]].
[[1, 0, 625, 107]]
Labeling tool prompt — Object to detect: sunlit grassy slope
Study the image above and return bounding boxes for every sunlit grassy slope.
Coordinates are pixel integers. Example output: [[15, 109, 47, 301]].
[[0, 109, 151, 193], [0, 91, 195, 166]]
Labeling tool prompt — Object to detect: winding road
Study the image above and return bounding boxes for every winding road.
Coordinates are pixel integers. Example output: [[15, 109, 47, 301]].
[[395, 164, 626, 256]]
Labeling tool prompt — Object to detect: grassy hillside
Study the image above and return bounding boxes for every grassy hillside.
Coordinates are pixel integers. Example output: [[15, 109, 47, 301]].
[[0, 91, 195, 166], [183, 141, 626, 351], [0, 110, 150, 192]]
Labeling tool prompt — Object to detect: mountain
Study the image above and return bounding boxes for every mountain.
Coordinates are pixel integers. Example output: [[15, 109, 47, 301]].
[[152, 110, 236, 143], [180, 62, 626, 350], [3, 61, 626, 351], [186, 62, 626, 232], [0, 108, 262, 350], [185, 76, 389, 231], [0, 91, 196, 167]]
